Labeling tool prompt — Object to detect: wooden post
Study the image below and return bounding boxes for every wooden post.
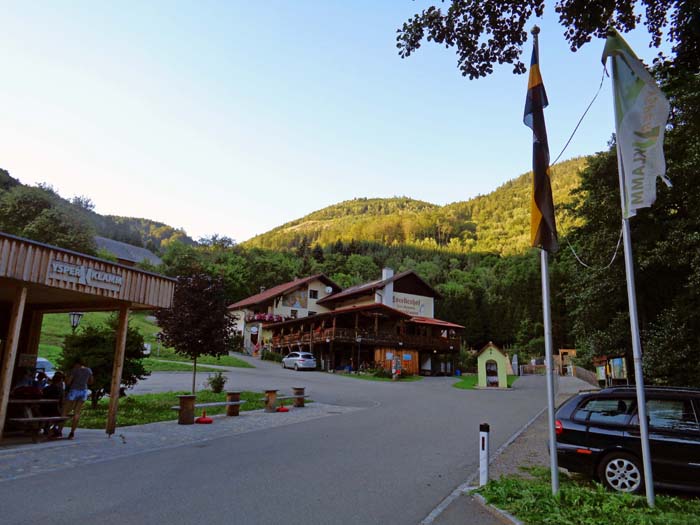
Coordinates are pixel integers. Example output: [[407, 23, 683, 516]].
[[264, 389, 278, 413], [106, 305, 129, 436], [177, 395, 197, 424], [226, 391, 241, 416], [292, 387, 305, 408], [0, 286, 27, 441]]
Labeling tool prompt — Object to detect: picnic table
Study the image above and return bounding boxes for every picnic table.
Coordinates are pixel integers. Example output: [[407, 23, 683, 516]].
[[6, 398, 69, 442]]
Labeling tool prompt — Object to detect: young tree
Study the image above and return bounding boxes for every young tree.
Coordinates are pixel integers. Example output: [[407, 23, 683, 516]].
[[59, 316, 149, 408], [155, 274, 236, 393]]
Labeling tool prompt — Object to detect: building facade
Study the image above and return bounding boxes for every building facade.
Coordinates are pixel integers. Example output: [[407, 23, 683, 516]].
[[229, 268, 463, 375]]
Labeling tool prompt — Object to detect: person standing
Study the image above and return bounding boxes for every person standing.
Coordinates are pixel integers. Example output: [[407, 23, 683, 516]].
[[61, 359, 93, 439]]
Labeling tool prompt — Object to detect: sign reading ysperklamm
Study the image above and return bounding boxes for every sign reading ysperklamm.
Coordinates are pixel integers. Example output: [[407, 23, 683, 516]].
[[48, 259, 123, 292]]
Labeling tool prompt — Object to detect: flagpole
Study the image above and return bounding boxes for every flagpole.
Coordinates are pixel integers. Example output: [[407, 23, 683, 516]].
[[540, 248, 559, 494], [614, 146, 655, 507]]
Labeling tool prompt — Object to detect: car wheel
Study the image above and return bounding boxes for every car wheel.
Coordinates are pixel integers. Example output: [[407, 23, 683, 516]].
[[294, 364, 299, 371], [597, 452, 644, 494], [282, 362, 286, 369]]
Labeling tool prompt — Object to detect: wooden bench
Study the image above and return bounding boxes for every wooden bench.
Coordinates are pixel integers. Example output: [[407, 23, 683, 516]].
[[7, 416, 70, 442], [259, 387, 309, 412], [171, 392, 247, 425]]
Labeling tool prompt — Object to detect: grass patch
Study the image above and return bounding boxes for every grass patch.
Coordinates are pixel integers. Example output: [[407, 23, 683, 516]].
[[141, 359, 220, 373], [153, 347, 254, 368], [477, 466, 700, 525], [340, 373, 422, 382], [39, 312, 254, 370], [78, 390, 272, 428], [452, 374, 518, 389]]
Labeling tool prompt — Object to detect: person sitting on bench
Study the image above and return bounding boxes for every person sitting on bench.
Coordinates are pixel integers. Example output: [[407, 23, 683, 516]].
[[42, 372, 65, 437]]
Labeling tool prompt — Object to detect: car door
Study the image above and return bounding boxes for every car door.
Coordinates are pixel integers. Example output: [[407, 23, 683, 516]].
[[627, 396, 700, 487], [575, 397, 634, 451]]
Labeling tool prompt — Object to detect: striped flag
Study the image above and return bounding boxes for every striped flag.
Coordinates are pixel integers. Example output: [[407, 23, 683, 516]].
[[524, 34, 558, 253]]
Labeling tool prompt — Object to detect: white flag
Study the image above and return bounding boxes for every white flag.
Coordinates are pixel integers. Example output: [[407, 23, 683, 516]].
[[602, 29, 670, 218]]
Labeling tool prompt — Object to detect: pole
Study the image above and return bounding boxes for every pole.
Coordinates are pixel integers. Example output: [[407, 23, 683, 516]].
[[540, 250, 559, 494], [614, 142, 656, 506], [479, 423, 490, 487]]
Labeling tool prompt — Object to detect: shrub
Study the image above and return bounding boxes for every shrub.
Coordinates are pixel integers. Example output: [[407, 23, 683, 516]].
[[261, 349, 283, 362], [373, 368, 392, 379], [206, 372, 228, 393]]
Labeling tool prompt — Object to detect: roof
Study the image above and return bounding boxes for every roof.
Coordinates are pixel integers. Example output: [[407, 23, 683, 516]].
[[476, 342, 507, 358], [264, 302, 411, 329], [228, 274, 341, 310], [317, 270, 439, 305], [95, 236, 163, 266], [409, 316, 464, 330]]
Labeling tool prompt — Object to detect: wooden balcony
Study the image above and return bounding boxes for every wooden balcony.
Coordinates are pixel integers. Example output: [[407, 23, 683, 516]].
[[271, 327, 459, 352]]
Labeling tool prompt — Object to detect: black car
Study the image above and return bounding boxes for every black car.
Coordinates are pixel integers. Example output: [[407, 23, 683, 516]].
[[555, 386, 700, 493]]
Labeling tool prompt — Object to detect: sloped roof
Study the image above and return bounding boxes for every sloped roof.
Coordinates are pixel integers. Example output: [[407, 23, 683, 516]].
[[410, 316, 464, 330], [94, 236, 162, 266], [227, 274, 341, 310], [317, 270, 439, 305], [476, 341, 507, 358]]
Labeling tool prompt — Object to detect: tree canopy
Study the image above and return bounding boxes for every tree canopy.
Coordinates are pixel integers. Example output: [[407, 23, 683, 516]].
[[397, 0, 696, 79]]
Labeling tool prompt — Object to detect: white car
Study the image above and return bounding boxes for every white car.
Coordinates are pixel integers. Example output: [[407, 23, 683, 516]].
[[282, 352, 317, 371]]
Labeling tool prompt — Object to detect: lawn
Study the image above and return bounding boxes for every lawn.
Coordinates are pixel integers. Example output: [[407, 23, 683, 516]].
[[452, 374, 518, 389], [477, 467, 700, 525], [78, 390, 272, 428], [38, 312, 254, 370]]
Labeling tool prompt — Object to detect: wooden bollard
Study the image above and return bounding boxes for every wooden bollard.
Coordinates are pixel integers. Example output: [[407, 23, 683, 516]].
[[226, 391, 242, 416], [177, 395, 197, 425], [293, 387, 305, 408], [264, 389, 278, 413]]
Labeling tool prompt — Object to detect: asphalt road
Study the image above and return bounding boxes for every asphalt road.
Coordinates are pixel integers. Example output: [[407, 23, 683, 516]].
[[1, 360, 548, 525]]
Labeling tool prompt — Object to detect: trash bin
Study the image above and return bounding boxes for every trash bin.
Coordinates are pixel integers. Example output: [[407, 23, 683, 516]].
[[455, 369, 462, 376]]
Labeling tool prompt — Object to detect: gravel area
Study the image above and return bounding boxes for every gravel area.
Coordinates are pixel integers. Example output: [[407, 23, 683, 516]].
[[489, 376, 595, 480]]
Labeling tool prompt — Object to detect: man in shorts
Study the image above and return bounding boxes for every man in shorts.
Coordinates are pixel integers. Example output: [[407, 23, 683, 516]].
[[61, 359, 93, 439]]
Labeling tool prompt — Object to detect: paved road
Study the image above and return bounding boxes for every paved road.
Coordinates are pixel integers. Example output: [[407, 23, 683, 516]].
[[1, 360, 549, 525]]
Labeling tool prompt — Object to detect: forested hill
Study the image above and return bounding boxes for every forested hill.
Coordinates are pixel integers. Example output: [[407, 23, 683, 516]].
[[245, 156, 589, 255], [0, 168, 194, 253]]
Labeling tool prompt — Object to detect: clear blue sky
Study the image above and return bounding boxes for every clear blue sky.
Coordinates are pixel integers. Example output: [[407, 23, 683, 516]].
[[0, 2, 668, 242]]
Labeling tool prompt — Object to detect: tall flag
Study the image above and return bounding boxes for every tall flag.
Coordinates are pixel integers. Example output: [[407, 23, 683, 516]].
[[602, 28, 671, 218], [524, 32, 558, 252]]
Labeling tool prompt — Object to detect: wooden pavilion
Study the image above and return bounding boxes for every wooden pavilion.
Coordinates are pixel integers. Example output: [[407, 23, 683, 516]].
[[0, 232, 175, 441]]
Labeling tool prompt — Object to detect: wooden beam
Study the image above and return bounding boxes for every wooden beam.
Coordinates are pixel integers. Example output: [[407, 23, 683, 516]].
[[0, 286, 28, 441], [106, 305, 129, 435]]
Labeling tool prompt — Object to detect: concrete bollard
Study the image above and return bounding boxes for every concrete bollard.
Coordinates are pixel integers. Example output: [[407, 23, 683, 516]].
[[479, 423, 490, 486], [226, 391, 242, 416], [292, 387, 305, 408], [177, 395, 197, 425]]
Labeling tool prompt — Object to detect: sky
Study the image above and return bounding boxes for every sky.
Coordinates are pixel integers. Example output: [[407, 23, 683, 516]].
[[0, 1, 670, 242]]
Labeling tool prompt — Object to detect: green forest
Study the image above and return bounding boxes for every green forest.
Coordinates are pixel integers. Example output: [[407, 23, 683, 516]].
[[2, 60, 698, 388]]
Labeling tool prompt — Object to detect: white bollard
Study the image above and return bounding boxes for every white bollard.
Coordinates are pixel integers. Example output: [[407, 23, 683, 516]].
[[479, 423, 490, 487]]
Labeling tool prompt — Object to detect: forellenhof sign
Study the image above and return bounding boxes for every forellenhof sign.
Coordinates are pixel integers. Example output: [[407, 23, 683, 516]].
[[47, 259, 124, 292]]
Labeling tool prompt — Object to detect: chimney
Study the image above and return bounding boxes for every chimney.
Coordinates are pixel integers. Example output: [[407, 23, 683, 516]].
[[381, 267, 394, 307]]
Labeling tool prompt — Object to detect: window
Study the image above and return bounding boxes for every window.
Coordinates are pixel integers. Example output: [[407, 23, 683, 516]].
[[308, 311, 317, 316], [288, 353, 299, 358], [309, 289, 318, 299], [630, 399, 699, 432], [574, 398, 634, 425], [290, 310, 298, 319]]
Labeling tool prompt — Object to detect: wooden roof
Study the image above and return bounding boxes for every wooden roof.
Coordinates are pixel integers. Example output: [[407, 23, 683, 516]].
[[316, 270, 440, 306], [0, 232, 175, 311]]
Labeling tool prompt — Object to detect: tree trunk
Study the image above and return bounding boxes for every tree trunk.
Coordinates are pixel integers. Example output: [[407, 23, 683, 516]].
[[191, 356, 197, 394]]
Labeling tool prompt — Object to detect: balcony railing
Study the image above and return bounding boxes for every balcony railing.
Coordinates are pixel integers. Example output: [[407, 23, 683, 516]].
[[271, 327, 459, 352]]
